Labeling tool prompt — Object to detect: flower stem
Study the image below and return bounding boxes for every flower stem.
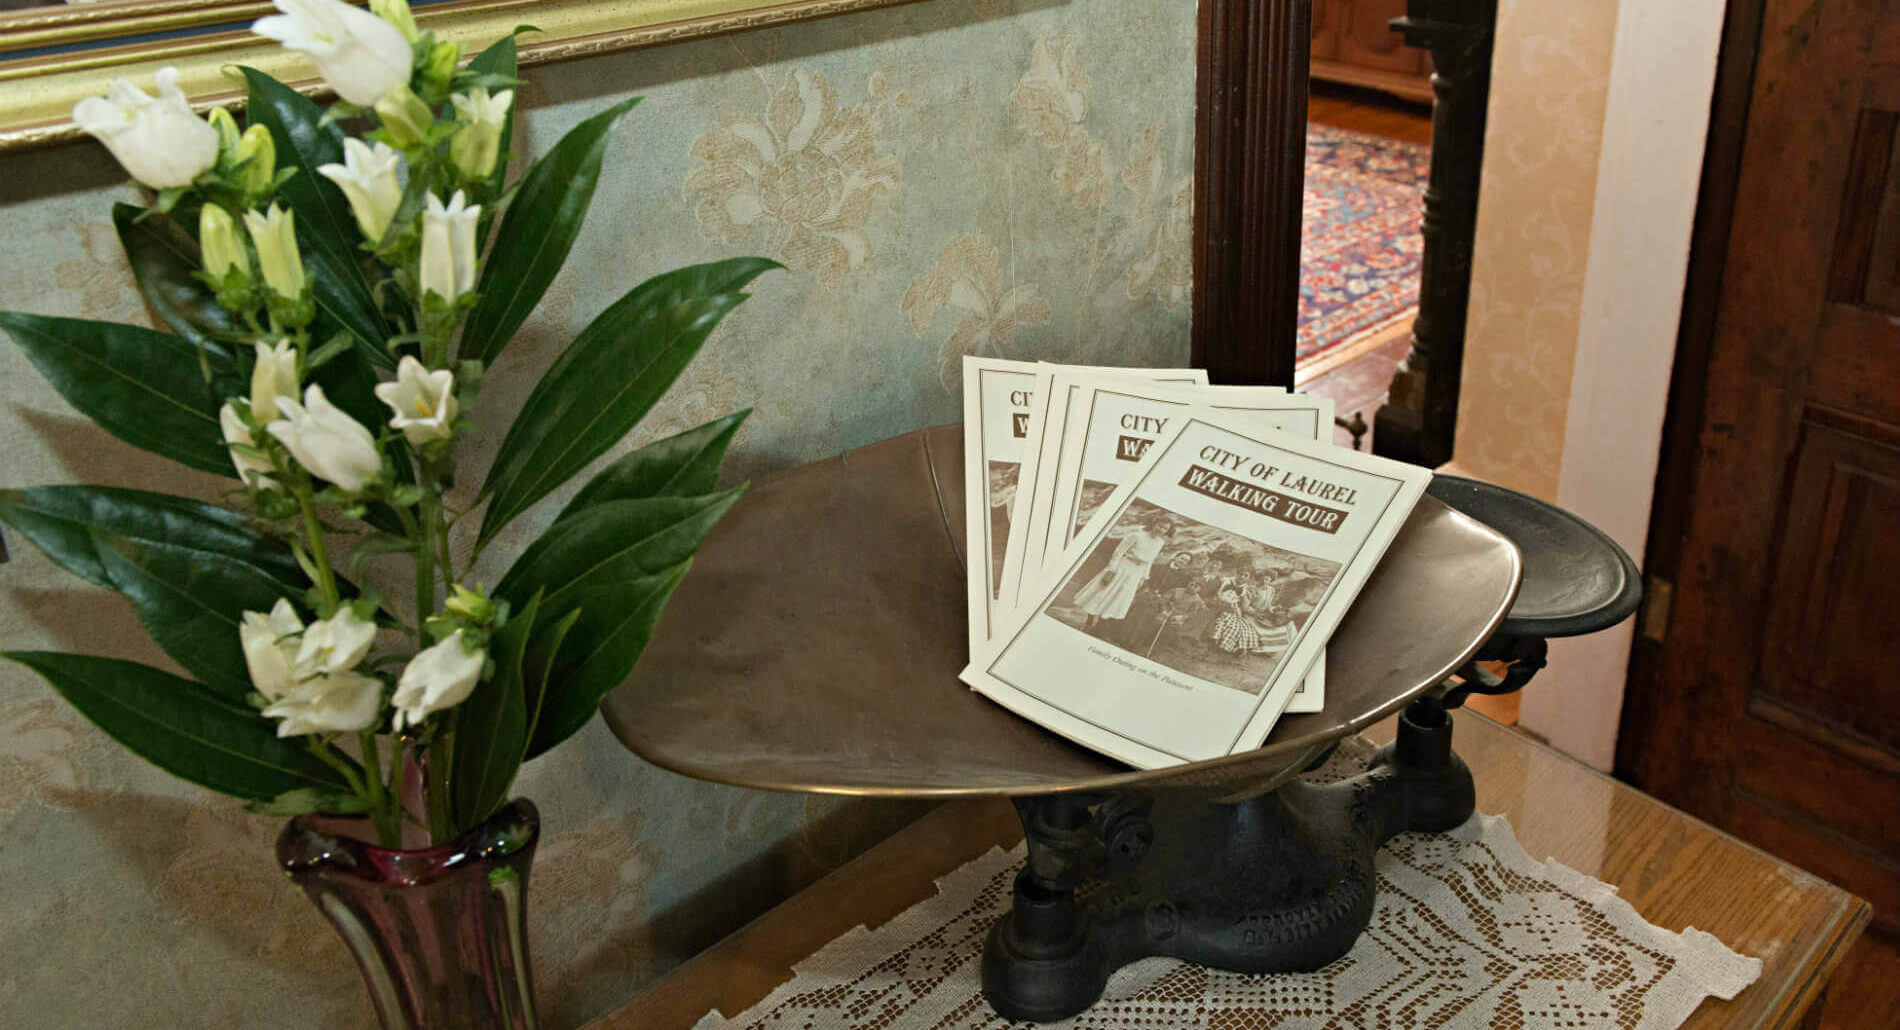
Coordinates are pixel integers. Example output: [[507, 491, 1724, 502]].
[[357, 728, 400, 848], [308, 738, 366, 797], [427, 726, 453, 843], [414, 498, 437, 640], [293, 482, 341, 612]]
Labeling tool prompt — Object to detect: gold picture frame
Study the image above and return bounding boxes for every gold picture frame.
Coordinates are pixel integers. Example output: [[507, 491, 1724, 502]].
[[0, 0, 924, 153]]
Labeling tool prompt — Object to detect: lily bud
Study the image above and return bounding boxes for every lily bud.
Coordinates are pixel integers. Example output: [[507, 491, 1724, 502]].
[[374, 83, 435, 149], [317, 138, 404, 244], [208, 107, 242, 158], [418, 190, 480, 303], [267, 384, 383, 493], [422, 40, 461, 95], [253, 0, 413, 107], [390, 630, 486, 730], [239, 598, 304, 700], [243, 203, 306, 301], [448, 87, 511, 181], [368, 0, 419, 43], [251, 339, 299, 422], [373, 355, 458, 445], [70, 66, 220, 189], [220, 403, 279, 490], [234, 123, 277, 199], [443, 583, 496, 624], [199, 205, 249, 281]]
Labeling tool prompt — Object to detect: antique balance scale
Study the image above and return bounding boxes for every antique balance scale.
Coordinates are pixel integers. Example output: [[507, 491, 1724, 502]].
[[602, 426, 1641, 1022]]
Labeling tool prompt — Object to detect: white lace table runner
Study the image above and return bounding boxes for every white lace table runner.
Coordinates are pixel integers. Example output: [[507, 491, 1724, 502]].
[[695, 745, 1761, 1030]]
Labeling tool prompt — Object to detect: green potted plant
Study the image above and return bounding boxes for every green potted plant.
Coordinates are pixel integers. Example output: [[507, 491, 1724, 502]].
[[0, 1, 776, 1025]]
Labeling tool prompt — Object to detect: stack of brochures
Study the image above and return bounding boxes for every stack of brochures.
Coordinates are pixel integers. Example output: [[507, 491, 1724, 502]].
[[959, 357, 1431, 769]]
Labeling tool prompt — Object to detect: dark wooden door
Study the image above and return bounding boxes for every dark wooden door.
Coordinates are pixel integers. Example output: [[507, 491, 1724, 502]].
[[1620, 0, 1900, 932]]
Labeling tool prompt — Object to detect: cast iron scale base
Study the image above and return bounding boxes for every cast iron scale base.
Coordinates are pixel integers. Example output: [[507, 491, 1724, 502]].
[[602, 428, 1641, 1023], [984, 705, 1477, 1020]]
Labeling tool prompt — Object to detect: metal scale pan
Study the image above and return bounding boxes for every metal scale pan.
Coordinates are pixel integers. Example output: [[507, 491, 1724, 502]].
[[602, 425, 1520, 798]]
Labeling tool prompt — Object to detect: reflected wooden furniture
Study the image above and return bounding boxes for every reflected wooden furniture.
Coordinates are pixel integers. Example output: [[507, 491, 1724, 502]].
[[1311, 0, 1435, 103], [1372, 0, 1496, 467], [585, 711, 1870, 1030]]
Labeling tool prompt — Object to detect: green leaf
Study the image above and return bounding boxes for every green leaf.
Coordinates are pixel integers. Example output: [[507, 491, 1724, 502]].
[[94, 535, 295, 700], [527, 560, 690, 758], [4, 651, 351, 801], [0, 486, 364, 698], [240, 68, 393, 369], [522, 607, 582, 752], [556, 410, 749, 524], [449, 593, 538, 832], [458, 96, 641, 368], [495, 490, 743, 757], [110, 203, 243, 378], [477, 258, 776, 546], [0, 312, 236, 476], [0, 485, 302, 591]]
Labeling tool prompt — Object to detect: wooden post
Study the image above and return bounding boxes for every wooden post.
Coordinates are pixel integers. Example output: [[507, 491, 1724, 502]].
[[1192, 0, 1311, 387], [1372, 0, 1497, 466]]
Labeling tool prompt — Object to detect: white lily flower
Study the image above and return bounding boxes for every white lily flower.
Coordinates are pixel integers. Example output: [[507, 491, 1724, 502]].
[[316, 138, 404, 245], [293, 606, 377, 679], [70, 67, 220, 189], [239, 599, 304, 700], [262, 670, 384, 736], [220, 402, 279, 490], [374, 356, 458, 445], [448, 87, 512, 180], [243, 204, 306, 300], [390, 630, 485, 730], [418, 190, 480, 303], [251, 339, 299, 422], [267, 384, 383, 492], [252, 0, 413, 107]]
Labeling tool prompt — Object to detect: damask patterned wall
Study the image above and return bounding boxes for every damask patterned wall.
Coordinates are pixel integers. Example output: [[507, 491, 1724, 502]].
[[1452, 0, 1619, 499], [0, 1, 1197, 1026]]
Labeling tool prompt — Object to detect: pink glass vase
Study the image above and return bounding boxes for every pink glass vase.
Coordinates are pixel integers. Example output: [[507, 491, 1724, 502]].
[[277, 798, 541, 1030]]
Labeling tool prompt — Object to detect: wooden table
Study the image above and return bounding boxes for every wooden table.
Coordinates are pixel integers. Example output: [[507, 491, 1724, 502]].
[[587, 711, 1869, 1030]]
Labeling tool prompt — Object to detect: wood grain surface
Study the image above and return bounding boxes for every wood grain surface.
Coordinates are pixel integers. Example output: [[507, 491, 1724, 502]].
[[585, 712, 1868, 1030]]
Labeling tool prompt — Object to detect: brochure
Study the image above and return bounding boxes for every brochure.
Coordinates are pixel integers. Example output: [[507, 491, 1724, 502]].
[[962, 413, 1429, 768], [961, 357, 1203, 659], [997, 363, 1208, 615], [1033, 380, 1333, 712]]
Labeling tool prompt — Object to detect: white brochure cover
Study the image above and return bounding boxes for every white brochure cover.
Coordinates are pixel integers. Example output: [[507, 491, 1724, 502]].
[[962, 356, 1039, 662], [1040, 380, 1332, 712], [997, 364, 1209, 617], [963, 359, 1205, 660], [963, 414, 1429, 768]]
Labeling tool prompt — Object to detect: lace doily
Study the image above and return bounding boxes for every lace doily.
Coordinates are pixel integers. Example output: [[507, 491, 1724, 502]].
[[694, 743, 1761, 1030]]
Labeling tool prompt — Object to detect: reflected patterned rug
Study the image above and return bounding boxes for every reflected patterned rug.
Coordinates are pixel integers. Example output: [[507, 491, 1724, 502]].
[[1299, 125, 1430, 372]]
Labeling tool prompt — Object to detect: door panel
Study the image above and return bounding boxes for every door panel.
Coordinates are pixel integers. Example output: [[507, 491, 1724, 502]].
[[1758, 411, 1900, 755], [1621, 0, 1900, 933]]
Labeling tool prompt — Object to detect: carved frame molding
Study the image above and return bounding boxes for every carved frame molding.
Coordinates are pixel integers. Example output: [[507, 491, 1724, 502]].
[[0, 0, 930, 152]]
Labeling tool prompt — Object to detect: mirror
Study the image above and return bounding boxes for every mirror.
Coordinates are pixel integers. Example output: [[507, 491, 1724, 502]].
[[0, 0, 923, 152]]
